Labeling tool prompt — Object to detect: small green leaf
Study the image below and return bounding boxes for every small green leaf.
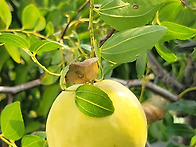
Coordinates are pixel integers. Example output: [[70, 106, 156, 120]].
[[0, 0, 12, 29], [191, 48, 196, 61], [166, 123, 195, 138], [136, 53, 147, 78], [163, 100, 196, 116], [22, 4, 40, 29], [4, 44, 21, 63], [0, 33, 29, 49], [51, 50, 62, 65], [1, 101, 25, 140], [45, 22, 54, 36], [75, 84, 114, 117], [41, 65, 60, 85], [60, 66, 69, 90], [101, 25, 167, 63], [22, 135, 47, 147], [160, 21, 196, 41], [190, 135, 196, 147], [98, 0, 160, 31], [34, 16, 46, 32], [29, 40, 63, 54], [155, 43, 177, 62]]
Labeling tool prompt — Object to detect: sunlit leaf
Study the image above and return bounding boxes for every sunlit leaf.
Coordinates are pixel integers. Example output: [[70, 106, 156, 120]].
[[22, 4, 40, 29], [0, 33, 29, 49], [75, 84, 115, 117], [101, 25, 167, 63], [0, 0, 12, 29], [45, 22, 54, 36], [155, 42, 177, 62], [1, 101, 25, 140], [29, 40, 63, 54], [160, 21, 196, 41], [22, 135, 47, 147], [34, 16, 46, 32], [4, 44, 21, 63]]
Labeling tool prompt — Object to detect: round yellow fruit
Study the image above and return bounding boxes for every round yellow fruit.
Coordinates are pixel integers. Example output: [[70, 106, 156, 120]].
[[46, 80, 147, 147]]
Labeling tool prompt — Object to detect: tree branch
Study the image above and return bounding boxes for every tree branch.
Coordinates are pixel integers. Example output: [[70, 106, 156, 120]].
[[111, 78, 178, 102], [0, 79, 41, 95], [147, 51, 184, 93], [99, 28, 115, 47]]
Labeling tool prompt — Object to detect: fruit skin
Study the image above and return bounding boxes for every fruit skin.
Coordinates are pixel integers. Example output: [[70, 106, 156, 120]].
[[46, 80, 147, 147]]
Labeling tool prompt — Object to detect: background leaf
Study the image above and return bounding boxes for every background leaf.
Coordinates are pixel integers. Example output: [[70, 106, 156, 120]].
[[4, 44, 21, 63], [101, 25, 167, 63], [155, 42, 177, 63], [163, 100, 196, 116], [29, 40, 63, 54], [22, 135, 47, 147], [160, 21, 196, 41], [0, 33, 29, 49], [34, 16, 46, 32], [136, 53, 147, 78], [22, 4, 41, 29], [0, 101, 25, 140], [75, 84, 114, 117], [98, 0, 160, 31], [45, 22, 54, 36], [166, 123, 195, 138], [0, 0, 12, 29]]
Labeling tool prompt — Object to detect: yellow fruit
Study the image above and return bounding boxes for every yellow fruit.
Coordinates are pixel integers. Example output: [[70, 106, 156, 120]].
[[46, 80, 147, 147]]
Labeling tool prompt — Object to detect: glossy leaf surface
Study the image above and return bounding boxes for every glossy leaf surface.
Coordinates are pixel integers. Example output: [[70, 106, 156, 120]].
[[1, 101, 24, 140], [101, 25, 167, 63], [75, 84, 114, 117]]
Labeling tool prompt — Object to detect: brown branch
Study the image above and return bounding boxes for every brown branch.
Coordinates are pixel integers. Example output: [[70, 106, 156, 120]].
[[111, 78, 178, 102], [99, 28, 115, 47], [147, 51, 184, 93], [59, 0, 90, 41], [0, 79, 41, 95]]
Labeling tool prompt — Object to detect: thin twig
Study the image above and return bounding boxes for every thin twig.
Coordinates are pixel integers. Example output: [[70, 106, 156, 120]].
[[99, 28, 115, 47], [112, 78, 178, 102], [0, 79, 41, 95], [59, 0, 90, 41]]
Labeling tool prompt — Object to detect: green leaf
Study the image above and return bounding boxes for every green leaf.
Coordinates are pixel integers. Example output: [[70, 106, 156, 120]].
[[0, 0, 12, 29], [136, 53, 147, 78], [190, 135, 196, 147], [163, 100, 196, 116], [4, 44, 21, 63], [22, 4, 40, 29], [0, 33, 29, 49], [155, 43, 177, 62], [25, 121, 42, 134], [29, 40, 63, 54], [41, 66, 60, 85], [1, 101, 25, 140], [166, 123, 195, 138], [159, 1, 196, 27], [45, 22, 54, 36], [160, 21, 196, 41], [38, 84, 59, 118], [22, 135, 47, 147], [101, 25, 167, 64], [59, 66, 69, 90], [51, 50, 62, 65], [191, 47, 196, 61], [34, 16, 46, 32], [75, 84, 115, 117], [98, 0, 161, 31]]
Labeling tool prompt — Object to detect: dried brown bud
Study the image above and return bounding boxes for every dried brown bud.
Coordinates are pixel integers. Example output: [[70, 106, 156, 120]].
[[142, 95, 168, 124], [65, 57, 99, 84]]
